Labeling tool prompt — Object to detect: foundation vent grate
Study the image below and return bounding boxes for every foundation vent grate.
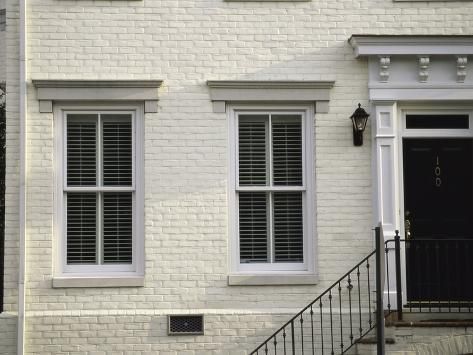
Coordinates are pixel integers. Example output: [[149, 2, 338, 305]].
[[168, 315, 204, 335]]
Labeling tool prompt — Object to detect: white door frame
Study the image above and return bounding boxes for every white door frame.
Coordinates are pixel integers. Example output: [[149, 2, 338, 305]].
[[373, 101, 473, 308], [348, 34, 473, 310]]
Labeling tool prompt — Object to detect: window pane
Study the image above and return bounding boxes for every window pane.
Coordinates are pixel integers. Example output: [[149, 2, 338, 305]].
[[0, 9, 5, 32], [273, 192, 303, 262], [239, 192, 268, 263], [238, 115, 268, 186], [406, 114, 469, 129], [67, 193, 97, 264], [102, 115, 133, 186], [103, 192, 133, 264], [67, 116, 97, 186], [272, 116, 303, 186]]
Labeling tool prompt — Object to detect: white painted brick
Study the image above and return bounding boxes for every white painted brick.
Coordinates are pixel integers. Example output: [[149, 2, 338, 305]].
[[1, 0, 473, 353]]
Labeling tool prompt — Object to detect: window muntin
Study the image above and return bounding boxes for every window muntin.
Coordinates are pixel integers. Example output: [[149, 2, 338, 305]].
[[235, 112, 308, 271], [61, 111, 137, 274]]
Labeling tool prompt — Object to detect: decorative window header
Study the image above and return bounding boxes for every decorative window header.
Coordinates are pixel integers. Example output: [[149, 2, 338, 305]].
[[206, 80, 334, 113], [32, 80, 162, 113]]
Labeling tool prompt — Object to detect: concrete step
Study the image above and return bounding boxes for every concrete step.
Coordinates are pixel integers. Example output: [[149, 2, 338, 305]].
[[355, 343, 417, 355], [353, 325, 473, 355], [355, 336, 415, 355]]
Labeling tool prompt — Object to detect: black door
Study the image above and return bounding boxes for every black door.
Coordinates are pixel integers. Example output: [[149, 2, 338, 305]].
[[403, 138, 473, 303]]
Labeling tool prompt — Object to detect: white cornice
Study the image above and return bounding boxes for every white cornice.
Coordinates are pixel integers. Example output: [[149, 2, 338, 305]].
[[349, 35, 473, 57], [32, 80, 163, 113], [207, 80, 334, 90], [206, 80, 335, 113], [32, 80, 163, 89]]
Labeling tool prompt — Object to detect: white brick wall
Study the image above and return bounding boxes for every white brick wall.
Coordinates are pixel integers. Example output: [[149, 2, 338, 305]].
[[23, 313, 290, 355], [0, 314, 16, 354], [1, 0, 473, 353]]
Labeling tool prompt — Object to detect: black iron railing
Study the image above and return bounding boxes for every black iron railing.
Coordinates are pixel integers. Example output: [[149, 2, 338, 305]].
[[385, 232, 473, 320], [251, 226, 385, 355], [251, 227, 473, 354]]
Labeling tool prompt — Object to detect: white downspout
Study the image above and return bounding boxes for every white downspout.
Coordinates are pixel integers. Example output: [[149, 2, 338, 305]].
[[18, 0, 27, 351]]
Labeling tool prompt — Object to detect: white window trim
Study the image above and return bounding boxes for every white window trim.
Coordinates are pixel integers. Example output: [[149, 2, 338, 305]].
[[53, 103, 145, 283], [32, 80, 162, 114], [401, 108, 473, 138], [228, 104, 316, 282]]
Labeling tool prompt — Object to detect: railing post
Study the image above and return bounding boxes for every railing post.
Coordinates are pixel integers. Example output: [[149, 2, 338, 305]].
[[375, 225, 385, 355], [394, 230, 403, 321], [0, 229, 3, 313], [0, 213, 3, 313], [291, 319, 296, 355]]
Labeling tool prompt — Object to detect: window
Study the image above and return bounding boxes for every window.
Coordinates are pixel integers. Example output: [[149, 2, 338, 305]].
[[406, 114, 469, 129], [33, 80, 159, 287], [230, 107, 315, 275], [0, 9, 5, 32], [55, 107, 144, 279]]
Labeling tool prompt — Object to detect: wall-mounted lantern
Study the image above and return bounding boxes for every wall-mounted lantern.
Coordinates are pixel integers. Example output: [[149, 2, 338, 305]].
[[350, 103, 370, 146]]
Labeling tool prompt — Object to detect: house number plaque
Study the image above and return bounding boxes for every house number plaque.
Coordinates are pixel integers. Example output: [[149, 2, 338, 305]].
[[435, 155, 441, 187]]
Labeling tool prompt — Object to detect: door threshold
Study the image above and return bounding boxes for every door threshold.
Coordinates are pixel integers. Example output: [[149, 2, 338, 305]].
[[386, 311, 473, 325], [386, 319, 473, 327]]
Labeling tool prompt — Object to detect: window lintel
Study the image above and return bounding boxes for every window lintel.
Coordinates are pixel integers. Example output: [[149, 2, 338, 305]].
[[32, 80, 162, 113], [207, 80, 334, 113]]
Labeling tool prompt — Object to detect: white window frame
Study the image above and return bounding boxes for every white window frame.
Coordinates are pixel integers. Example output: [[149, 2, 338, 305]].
[[401, 108, 473, 138], [228, 104, 316, 276], [54, 103, 144, 279]]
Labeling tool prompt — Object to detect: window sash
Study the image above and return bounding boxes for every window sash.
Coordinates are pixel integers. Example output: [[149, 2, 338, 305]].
[[63, 111, 136, 269], [238, 191, 304, 264], [64, 112, 135, 190], [235, 111, 307, 269], [236, 113, 305, 189]]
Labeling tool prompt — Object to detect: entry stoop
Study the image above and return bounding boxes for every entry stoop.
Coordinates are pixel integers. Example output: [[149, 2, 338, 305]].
[[354, 319, 473, 355]]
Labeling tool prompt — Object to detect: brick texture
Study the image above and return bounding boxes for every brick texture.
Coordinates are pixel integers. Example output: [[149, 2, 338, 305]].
[[2, 0, 473, 353]]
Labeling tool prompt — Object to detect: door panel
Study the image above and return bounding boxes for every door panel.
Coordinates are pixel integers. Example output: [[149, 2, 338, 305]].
[[403, 139, 473, 302]]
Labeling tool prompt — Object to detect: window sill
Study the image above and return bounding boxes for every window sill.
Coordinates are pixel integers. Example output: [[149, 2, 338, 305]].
[[228, 274, 318, 286], [393, 0, 470, 1], [225, 0, 310, 2], [52, 276, 144, 288]]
